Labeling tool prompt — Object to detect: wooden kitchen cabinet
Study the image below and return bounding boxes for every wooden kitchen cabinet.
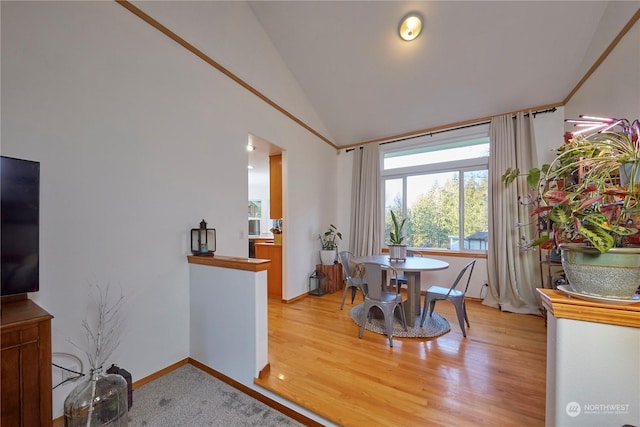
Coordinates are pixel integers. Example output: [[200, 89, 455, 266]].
[[269, 154, 282, 219], [1, 297, 53, 427], [255, 243, 282, 298]]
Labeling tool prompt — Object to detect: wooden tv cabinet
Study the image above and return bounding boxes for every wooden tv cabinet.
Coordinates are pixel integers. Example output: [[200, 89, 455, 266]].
[[1, 296, 53, 427]]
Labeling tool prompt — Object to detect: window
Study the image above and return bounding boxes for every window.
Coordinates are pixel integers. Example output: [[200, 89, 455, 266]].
[[382, 125, 489, 251]]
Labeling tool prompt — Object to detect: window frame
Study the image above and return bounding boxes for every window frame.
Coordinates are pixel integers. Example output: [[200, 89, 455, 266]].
[[380, 124, 489, 253]]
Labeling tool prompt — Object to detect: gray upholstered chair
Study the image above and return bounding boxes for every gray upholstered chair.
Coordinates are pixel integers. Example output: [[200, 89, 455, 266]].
[[420, 259, 476, 337], [359, 262, 407, 347], [338, 251, 365, 310]]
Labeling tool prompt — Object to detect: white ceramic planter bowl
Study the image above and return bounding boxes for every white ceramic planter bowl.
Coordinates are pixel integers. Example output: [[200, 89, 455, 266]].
[[320, 249, 336, 265], [388, 244, 407, 261]]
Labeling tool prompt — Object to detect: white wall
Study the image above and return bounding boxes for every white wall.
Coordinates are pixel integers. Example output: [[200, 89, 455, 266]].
[[531, 4, 640, 165], [189, 264, 268, 384], [1, 1, 337, 418], [534, 107, 566, 166], [336, 148, 353, 252], [565, 10, 640, 122], [570, 2, 640, 105]]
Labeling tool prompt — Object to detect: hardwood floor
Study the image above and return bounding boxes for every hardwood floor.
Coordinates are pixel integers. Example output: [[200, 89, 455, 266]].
[[255, 290, 547, 427]]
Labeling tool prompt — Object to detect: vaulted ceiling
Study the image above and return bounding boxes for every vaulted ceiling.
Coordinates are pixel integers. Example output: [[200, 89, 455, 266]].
[[248, 1, 636, 147]]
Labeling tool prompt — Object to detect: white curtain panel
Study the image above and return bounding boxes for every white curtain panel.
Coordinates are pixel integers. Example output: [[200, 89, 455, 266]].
[[484, 112, 542, 314], [349, 143, 382, 256]]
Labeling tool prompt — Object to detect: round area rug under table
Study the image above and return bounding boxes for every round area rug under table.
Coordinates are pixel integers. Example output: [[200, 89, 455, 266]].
[[350, 304, 450, 339]]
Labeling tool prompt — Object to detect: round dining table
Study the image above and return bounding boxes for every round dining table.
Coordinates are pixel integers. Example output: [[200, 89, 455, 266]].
[[353, 255, 449, 326]]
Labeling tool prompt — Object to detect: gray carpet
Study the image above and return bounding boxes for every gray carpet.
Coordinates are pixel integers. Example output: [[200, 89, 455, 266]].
[[127, 364, 303, 427], [350, 304, 450, 338]]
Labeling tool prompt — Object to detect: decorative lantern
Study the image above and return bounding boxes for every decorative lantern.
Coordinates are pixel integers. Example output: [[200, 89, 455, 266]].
[[191, 219, 216, 256], [308, 269, 326, 296], [106, 364, 133, 410]]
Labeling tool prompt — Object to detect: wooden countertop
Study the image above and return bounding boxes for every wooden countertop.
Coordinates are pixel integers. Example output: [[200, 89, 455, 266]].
[[537, 288, 640, 328], [254, 242, 281, 247], [1, 298, 53, 328], [187, 254, 271, 272]]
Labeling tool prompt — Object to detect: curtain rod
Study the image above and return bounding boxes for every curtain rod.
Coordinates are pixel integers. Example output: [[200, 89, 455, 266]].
[[346, 107, 557, 152]]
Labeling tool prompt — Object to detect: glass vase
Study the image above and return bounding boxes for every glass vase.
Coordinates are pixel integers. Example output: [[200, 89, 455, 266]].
[[64, 367, 128, 427]]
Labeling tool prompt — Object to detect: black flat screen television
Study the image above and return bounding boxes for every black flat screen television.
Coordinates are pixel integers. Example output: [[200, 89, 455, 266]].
[[1, 156, 40, 296]]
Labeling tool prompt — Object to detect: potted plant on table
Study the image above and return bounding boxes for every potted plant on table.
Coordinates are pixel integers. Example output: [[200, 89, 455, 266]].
[[502, 115, 640, 299], [270, 221, 283, 245], [388, 210, 408, 261], [319, 224, 342, 265]]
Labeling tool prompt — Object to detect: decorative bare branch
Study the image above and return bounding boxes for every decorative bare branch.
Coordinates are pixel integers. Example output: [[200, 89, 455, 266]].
[[69, 284, 126, 372]]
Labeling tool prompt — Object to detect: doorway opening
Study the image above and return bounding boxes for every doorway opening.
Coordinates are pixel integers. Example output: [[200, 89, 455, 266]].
[[248, 133, 284, 299]]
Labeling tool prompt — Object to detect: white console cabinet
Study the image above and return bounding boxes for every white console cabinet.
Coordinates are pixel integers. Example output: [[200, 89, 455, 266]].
[[538, 289, 640, 427]]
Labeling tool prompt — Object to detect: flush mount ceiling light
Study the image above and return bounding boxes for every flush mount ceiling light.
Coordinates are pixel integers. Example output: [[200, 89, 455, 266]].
[[246, 144, 256, 151], [399, 12, 423, 41]]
